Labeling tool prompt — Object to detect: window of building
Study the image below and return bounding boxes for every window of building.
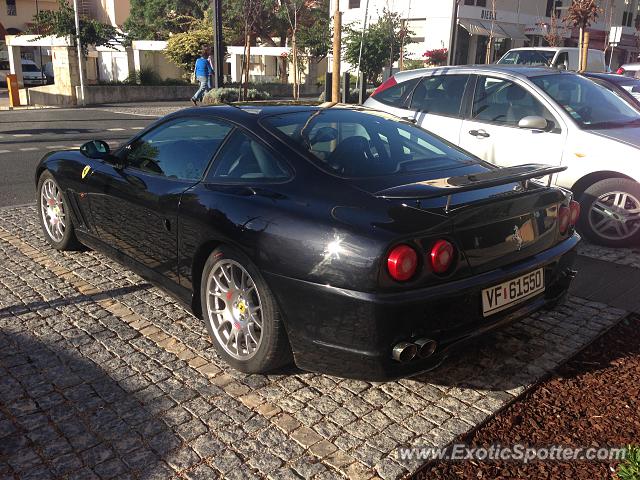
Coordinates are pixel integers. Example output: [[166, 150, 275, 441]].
[[6, 0, 17, 16], [545, 0, 563, 18], [349, 0, 360, 8], [623, 11, 634, 27], [464, 0, 486, 5]]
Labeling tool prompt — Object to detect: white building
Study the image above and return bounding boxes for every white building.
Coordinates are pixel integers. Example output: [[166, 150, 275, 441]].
[[331, 0, 640, 75]]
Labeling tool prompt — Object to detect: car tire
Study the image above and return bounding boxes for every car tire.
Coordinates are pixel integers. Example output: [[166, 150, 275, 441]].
[[37, 170, 82, 251], [578, 178, 640, 247], [200, 245, 292, 373]]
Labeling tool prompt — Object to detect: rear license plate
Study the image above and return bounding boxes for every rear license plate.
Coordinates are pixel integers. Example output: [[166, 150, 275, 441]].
[[482, 268, 544, 317]]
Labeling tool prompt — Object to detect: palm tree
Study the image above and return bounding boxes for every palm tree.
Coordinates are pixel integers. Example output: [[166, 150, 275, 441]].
[[564, 0, 602, 71]]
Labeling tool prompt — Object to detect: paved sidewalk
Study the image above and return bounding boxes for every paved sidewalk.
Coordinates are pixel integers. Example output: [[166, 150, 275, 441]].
[[0, 206, 628, 479]]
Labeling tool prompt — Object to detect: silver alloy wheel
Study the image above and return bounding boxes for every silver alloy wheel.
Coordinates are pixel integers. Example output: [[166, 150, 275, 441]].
[[588, 190, 640, 241], [205, 259, 263, 360], [40, 178, 66, 243]]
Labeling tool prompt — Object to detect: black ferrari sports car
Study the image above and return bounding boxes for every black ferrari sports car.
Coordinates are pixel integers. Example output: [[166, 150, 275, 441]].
[[35, 104, 580, 380]]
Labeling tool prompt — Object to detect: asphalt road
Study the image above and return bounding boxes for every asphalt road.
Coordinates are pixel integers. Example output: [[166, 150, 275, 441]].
[[0, 103, 186, 207]]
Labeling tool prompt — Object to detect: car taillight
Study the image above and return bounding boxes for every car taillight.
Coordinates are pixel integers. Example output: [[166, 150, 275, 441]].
[[569, 200, 580, 227], [387, 244, 418, 281], [616, 67, 625, 75], [558, 205, 570, 234], [429, 240, 455, 274], [371, 76, 397, 97]]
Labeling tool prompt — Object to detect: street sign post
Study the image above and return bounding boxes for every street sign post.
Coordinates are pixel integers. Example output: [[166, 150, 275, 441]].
[[608, 26, 623, 71]]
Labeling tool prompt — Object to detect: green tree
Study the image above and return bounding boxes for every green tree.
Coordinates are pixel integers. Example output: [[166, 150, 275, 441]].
[[124, 0, 210, 41], [164, 16, 213, 73], [29, 0, 119, 55], [343, 9, 412, 84]]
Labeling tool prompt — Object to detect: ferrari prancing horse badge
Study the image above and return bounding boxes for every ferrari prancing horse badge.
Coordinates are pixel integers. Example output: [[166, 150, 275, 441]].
[[82, 165, 91, 179]]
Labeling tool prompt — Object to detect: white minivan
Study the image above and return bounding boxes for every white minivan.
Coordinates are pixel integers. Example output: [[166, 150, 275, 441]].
[[497, 47, 606, 73]]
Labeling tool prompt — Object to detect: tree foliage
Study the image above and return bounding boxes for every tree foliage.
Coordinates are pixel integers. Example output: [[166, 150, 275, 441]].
[[29, 0, 119, 54], [343, 9, 412, 83], [164, 15, 213, 73], [564, 0, 601, 29], [124, 0, 209, 41]]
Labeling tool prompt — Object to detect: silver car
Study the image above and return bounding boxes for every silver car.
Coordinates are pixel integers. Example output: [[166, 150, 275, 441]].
[[365, 65, 640, 247]]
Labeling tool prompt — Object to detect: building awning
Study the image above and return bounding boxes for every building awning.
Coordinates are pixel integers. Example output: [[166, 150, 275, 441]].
[[499, 23, 528, 41], [459, 19, 527, 41]]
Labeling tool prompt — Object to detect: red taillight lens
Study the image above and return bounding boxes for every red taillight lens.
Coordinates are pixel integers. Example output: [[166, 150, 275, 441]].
[[430, 240, 455, 274], [616, 67, 625, 75], [372, 76, 397, 97], [569, 200, 581, 226], [387, 244, 418, 281], [558, 205, 570, 234]]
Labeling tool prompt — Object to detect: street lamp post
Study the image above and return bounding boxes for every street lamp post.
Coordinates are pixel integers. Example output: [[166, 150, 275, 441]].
[[72, 0, 85, 106], [447, 0, 460, 65], [211, 0, 223, 88]]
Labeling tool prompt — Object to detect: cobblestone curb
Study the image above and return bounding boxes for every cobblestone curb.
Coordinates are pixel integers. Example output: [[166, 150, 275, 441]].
[[0, 206, 627, 479]]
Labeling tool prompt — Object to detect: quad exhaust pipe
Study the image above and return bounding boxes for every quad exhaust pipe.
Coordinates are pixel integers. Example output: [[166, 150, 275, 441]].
[[391, 338, 438, 363]]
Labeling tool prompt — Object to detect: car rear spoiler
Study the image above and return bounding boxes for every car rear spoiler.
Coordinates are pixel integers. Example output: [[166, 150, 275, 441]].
[[374, 164, 567, 212]]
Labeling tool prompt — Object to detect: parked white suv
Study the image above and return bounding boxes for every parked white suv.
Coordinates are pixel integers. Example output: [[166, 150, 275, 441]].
[[365, 65, 640, 247]]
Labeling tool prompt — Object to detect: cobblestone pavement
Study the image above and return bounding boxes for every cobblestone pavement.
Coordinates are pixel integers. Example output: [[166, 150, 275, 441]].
[[577, 242, 640, 269], [0, 205, 627, 480]]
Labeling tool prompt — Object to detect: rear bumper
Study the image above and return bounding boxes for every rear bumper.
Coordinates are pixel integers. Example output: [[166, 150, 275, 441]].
[[264, 233, 580, 381]]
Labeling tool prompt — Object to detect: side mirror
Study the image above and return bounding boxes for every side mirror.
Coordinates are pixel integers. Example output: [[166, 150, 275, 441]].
[[518, 116, 548, 131], [632, 84, 640, 94], [555, 63, 568, 71], [80, 140, 110, 159]]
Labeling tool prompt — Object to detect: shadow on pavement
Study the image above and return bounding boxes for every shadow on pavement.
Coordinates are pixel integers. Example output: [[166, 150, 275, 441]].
[[0, 329, 210, 479], [0, 284, 152, 320]]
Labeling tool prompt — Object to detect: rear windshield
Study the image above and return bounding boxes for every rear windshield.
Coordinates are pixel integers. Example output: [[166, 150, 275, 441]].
[[261, 108, 474, 178], [498, 50, 555, 66]]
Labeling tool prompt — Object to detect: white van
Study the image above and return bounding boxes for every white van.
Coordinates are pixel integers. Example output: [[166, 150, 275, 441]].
[[0, 60, 47, 87], [497, 47, 606, 73]]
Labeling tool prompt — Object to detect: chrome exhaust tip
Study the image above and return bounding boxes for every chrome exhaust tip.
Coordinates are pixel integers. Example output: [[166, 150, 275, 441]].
[[391, 342, 418, 363], [414, 338, 438, 359]]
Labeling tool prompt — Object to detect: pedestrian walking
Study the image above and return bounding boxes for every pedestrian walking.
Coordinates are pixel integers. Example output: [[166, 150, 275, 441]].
[[191, 48, 212, 106]]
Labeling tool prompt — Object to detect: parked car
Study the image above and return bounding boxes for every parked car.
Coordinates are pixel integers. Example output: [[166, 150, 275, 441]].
[[583, 72, 640, 109], [0, 60, 10, 86], [616, 63, 640, 78], [1, 59, 48, 87], [21, 60, 47, 86], [497, 47, 606, 73], [35, 105, 579, 380], [365, 65, 640, 247]]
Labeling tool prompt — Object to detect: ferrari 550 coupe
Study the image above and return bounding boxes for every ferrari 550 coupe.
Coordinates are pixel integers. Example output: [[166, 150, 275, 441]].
[[36, 105, 580, 380]]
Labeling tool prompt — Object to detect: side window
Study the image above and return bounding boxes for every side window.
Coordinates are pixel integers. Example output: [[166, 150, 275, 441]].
[[471, 76, 556, 128], [374, 77, 420, 107], [409, 74, 470, 117], [126, 118, 232, 180], [208, 131, 291, 182]]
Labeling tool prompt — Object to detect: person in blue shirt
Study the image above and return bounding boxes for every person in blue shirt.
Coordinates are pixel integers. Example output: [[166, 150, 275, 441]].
[[191, 48, 212, 106]]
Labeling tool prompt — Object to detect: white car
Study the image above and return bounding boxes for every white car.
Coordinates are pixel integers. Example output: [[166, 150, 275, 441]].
[[0, 60, 47, 87], [365, 65, 640, 247]]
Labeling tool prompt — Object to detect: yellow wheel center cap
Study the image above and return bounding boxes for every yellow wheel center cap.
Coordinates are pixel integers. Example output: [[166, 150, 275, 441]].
[[237, 302, 246, 315]]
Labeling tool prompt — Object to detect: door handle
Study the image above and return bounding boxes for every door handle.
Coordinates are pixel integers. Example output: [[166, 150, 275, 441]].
[[469, 129, 490, 138]]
